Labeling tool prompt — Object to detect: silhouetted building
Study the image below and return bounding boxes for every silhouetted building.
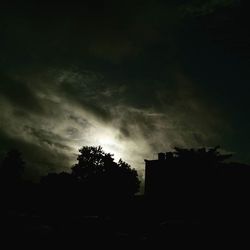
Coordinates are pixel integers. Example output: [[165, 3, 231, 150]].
[[144, 149, 250, 206], [145, 152, 185, 198]]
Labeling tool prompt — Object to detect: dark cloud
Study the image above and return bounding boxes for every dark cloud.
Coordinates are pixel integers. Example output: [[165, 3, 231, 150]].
[[0, 129, 72, 180], [0, 74, 43, 113], [180, 0, 238, 16]]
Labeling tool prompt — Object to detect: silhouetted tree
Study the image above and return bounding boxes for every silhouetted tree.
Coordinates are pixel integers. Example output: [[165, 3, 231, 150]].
[[0, 149, 25, 184], [173, 146, 232, 165], [71, 146, 140, 197]]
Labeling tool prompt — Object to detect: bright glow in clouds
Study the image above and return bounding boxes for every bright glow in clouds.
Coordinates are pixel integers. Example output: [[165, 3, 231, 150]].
[[77, 125, 124, 162], [92, 129, 122, 161], [73, 120, 149, 176]]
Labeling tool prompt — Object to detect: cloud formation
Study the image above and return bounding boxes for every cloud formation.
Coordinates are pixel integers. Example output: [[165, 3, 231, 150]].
[[0, 66, 225, 181], [0, 0, 249, 183]]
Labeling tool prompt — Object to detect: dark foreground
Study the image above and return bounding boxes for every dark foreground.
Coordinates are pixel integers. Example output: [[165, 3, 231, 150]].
[[1, 192, 250, 248]]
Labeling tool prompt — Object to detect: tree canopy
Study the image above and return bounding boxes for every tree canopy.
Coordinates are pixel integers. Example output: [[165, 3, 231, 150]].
[[0, 149, 25, 183], [173, 146, 232, 164], [71, 146, 140, 197]]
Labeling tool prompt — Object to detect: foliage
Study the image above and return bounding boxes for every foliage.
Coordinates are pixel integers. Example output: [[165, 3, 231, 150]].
[[173, 146, 232, 163], [0, 149, 25, 182], [71, 146, 140, 196]]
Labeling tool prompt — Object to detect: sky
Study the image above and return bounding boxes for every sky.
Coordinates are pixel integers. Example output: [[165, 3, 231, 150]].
[[0, 0, 249, 181]]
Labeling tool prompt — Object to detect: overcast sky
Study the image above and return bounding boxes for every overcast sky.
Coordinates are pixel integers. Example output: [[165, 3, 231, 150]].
[[0, 0, 249, 180]]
